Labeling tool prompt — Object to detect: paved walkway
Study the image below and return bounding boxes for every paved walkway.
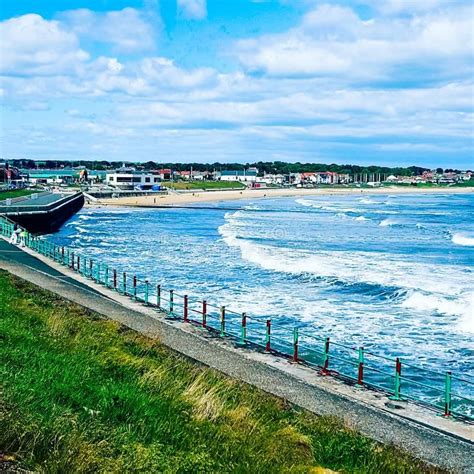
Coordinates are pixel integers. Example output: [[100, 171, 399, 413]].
[[1, 239, 473, 473]]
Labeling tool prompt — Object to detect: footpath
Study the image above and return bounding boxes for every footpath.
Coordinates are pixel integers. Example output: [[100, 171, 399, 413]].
[[0, 238, 473, 473]]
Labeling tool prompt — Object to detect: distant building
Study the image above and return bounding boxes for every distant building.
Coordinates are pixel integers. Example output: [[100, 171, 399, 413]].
[[106, 169, 160, 190], [219, 168, 258, 183]]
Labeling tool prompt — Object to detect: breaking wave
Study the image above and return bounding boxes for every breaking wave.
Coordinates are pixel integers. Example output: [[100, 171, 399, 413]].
[[452, 233, 474, 247], [219, 212, 472, 325]]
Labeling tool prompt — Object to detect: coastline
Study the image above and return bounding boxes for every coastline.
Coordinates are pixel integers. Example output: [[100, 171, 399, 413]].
[[94, 185, 474, 207]]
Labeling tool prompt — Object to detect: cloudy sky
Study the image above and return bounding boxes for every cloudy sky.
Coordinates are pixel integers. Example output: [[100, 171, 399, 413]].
[[1, 0, 473, 167]]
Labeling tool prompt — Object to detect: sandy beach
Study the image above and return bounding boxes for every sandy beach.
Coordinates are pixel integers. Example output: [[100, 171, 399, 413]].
[[95, 185, 474, 207]]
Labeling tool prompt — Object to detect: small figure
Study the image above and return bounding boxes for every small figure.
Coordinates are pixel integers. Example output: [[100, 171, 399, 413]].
[[9, 224, 21, 245]]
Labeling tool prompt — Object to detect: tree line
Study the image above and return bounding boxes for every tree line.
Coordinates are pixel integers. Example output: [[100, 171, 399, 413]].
[[3, 159, 467, 176]]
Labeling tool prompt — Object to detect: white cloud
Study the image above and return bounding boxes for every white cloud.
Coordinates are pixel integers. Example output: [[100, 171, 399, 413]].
[[235, 3, 474, 80], [57, 8, 157, 53], [0, 14, 89, 75], [177, 0, 207, 20]]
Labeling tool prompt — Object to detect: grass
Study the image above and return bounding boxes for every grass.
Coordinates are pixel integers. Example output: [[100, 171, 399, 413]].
[[164, 180, 246, 190], [0, 271, 443, 473], [0, 188, 37, 200]]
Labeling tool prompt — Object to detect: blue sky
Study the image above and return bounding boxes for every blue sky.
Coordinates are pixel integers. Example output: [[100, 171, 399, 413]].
[[1, 0, 473, 167]]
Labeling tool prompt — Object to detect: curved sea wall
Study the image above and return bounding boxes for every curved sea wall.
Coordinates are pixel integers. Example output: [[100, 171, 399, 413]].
[[0, 192, 84, 234]]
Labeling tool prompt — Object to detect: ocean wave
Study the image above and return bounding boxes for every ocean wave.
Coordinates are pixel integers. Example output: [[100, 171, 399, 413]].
[[355, 216, 368, 221], [295, 198, 322, 208], [219, 212, 470, 301], [401, 291, 473, 333], [379, 218, 401, 227], [359, 198, 383, 205], [452, 233, 474, 247]]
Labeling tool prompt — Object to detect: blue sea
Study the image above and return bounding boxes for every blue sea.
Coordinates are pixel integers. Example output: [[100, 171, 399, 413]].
[[50, 192, 474, 405]]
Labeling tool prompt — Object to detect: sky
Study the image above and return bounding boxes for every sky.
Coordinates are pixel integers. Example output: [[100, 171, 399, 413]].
[[0, 0, 473, 168]]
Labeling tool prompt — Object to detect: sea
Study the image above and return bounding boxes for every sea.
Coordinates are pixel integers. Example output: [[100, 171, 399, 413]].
[[49, 192, 474, 409]]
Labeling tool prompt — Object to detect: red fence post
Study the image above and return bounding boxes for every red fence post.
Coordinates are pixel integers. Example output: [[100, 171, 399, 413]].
[[265, 319, 271, 352], [202, 300, 207, 327], [321, 337, 330, 375], [357, 347, 364, 386], [184, 295, 188, 322], [237, 312, 247, 346], [220, 306, 226, 336]]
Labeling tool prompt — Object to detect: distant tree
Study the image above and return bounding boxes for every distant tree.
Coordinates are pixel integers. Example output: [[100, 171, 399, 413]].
[[436, 168, 444, 174]]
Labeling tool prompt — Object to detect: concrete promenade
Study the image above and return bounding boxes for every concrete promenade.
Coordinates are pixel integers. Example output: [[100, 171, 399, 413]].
[[0, 239, 473, 473]]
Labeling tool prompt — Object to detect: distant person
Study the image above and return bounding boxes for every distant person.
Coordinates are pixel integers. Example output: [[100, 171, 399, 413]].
[[19, 229, 27, 247], [9, 224, 21, 245]]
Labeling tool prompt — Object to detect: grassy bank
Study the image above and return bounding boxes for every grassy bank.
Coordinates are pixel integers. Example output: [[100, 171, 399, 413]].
[[0, 271, 442, 473], [0, 188, 37, 200]]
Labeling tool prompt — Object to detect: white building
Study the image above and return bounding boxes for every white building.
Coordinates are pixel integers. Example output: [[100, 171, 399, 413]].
[[219, 168, 258, 183], [106, 169, 161, 190]]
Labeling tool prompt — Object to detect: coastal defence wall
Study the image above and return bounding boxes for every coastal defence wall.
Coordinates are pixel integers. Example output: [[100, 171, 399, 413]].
[[0, 232, 473, 472], [0, 192, 84, 234]]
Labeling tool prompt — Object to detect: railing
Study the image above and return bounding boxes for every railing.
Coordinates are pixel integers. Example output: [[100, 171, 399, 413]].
[[1, 214, 472, 421]]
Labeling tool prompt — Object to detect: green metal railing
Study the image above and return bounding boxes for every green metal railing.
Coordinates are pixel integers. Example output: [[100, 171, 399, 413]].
[[1, 215, 473, 421]]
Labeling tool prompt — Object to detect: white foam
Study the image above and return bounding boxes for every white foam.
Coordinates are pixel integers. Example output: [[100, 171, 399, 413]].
[[379, 218, 400, 227], [359, 198, 382, 205], [295, 198, 321, 208], [355, 216, 368, 221], [219, 211, 471, 301], [452, 233, 474, 247], [401, 291, 474, 334]]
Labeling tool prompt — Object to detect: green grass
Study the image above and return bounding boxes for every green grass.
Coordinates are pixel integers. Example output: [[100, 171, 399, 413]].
[[0, 189, 37, 200], [0, 271, 442, 473], [164, 180, 246, 190]]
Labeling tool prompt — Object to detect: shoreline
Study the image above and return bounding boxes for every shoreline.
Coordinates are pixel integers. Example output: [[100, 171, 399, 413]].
[[94, 185, 474, 207]]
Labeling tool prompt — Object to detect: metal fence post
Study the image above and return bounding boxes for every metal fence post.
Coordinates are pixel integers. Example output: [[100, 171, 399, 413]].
[[144, 280, 149, 305], [321, 337, 330, 374], [169, 290, 174, 315], [122, 272, 127, 295], [220, 306, 226, 337], [293, 327, 299, 362], [357, 347, 364, 386], [202, 300, 207, 327], [113, 269, 117, 289], [265, 319, 271, 352], [96, 262, 101, 283], [238, 312, 247, 346], [444, 371, 452, 417], [133, 275, 137, 300], [184, 295, 188, 321], [157, 284, 161, 308], [390, 357, 402, 400], [104, 265, 109, 287], [71, 252, 75, 270]]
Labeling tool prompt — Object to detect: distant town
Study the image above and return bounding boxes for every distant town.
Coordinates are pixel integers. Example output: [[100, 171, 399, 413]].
[[1, 159, 472, 191]]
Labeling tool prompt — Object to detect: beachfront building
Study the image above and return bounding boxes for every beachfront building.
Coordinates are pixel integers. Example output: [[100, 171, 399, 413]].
[[106, 169, 160, 190], [219, 168, 258, 183]]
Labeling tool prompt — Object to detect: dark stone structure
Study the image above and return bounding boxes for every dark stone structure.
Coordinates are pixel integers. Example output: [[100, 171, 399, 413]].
[[0, 192, 84, 234]]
